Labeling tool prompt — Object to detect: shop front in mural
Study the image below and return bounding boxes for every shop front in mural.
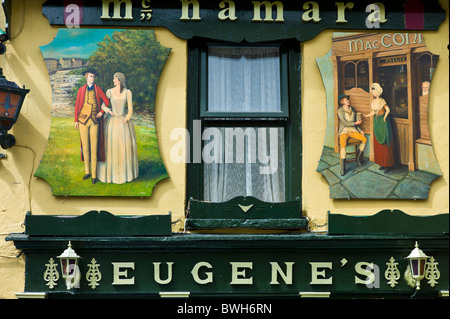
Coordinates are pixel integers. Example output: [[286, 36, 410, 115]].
[[316, 32, 442, 199]]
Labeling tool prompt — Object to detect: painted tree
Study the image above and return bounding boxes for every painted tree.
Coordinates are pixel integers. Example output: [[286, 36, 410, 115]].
[[73, 30, 171, 113]]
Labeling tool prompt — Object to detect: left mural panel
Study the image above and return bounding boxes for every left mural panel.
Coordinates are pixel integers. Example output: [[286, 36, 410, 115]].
[[35, 28, 170, 197]]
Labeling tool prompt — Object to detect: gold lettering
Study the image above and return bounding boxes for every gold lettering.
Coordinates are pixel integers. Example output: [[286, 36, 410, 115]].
[[355, 262, 376, 285], [180, 0, 201, 21], [101, 0, 133, 21], [310, 262, 333, 285], [153, 262, 174, 284], [335, 2, 354, 23], [302, 1, 321, 23], [111, 262, 135, 285], [191, 262, 214, 284], [252, 1, 284, 23], [270, 262, 294, 285], [218, 0, 237, 21], [373, 2, 387, 23], [230, 262, 253, 285], [141, 0, 152, 21]]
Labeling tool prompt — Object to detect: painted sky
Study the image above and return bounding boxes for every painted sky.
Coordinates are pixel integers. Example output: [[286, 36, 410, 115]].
[[40, 29, 124, 59]]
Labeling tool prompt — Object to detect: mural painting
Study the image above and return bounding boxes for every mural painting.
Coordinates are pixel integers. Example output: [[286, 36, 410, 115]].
[[35, 29, 171, 196], [316, 32, 442, 199]]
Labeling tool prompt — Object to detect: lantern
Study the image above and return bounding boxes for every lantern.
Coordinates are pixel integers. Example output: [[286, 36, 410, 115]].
[[405, 241, 429, 290], [0, 68, 30, 149], [57, 241, 81, 290]]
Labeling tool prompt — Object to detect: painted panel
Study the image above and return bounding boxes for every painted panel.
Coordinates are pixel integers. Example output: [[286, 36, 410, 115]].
[[35, 29, 170, 196], [316, 32, 442, 199]]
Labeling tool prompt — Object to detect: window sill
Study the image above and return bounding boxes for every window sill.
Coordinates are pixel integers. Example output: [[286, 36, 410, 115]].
[[186, 196, 306, 230]]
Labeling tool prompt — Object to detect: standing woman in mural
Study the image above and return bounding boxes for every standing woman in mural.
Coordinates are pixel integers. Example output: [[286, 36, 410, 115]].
[[98, 72, 139, 184], [364, 83, 395, 174]]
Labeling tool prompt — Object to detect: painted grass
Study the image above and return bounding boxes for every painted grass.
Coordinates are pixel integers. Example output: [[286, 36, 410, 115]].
[[35, 117, 169, 197]]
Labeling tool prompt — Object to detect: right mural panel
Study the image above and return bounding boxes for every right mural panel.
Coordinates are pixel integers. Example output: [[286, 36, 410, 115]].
[[316, 33, 442, 199]]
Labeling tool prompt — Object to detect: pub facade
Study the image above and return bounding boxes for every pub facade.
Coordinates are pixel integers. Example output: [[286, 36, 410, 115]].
[[0, 0, 448, 300]]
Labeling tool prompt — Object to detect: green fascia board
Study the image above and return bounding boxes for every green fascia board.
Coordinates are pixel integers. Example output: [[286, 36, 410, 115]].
[[328, 209, 449, 235], [24, 211, 172, 236], [7, 232, 449, 251], [7, 232, 447, 299]]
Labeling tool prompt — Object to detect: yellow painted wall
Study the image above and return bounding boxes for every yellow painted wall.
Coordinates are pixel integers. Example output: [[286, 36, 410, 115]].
[[0, 0, 448, 298]]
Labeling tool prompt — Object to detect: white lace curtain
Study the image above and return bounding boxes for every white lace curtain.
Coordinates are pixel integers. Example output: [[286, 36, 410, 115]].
[[203, 127, 285, 203], [204, 47, 285, 203], [208, 47, 281, 113]]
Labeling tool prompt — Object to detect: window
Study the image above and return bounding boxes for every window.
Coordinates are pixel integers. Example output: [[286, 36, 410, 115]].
[[344, 60, 369, 92], [204, 46, 287, 117], [186, 39, 304, 230]]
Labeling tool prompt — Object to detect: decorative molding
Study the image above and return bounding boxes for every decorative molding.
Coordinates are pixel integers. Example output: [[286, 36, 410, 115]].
[[186, 196, 306, 229], [328, 209, 449, 235], [238, 204, 254, 213], [24, 210, 172, 236]]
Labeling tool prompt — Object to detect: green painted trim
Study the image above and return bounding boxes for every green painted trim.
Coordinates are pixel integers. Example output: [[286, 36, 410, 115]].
[[24, 211, 172, 236], [328, 209, 449, 235], [7, 232, 449, 250], [187, 196, 305, 229], [188, 197, 301, 219]]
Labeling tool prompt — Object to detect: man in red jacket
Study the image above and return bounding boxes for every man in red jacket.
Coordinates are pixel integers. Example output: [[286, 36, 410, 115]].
[[74, 69, 109, 184]]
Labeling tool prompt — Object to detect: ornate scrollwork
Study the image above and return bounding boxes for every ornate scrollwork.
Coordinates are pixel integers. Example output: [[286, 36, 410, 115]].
[[425, 256, 440, 287], [384, 257, 400, 288], [43, 258, 59, 289], [86, 258, 102, 289]]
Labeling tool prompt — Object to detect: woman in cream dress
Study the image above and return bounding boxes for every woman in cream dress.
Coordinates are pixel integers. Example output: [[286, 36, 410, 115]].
[[98, 72, 139, 184]]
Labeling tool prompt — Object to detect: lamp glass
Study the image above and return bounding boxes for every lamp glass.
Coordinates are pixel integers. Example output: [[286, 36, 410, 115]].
[[0, 71, 30, 132], [57, 242, 81, 288], [405, 242, 429, 283], [0, 91, 24, 120], [409, 258, 427, 280]]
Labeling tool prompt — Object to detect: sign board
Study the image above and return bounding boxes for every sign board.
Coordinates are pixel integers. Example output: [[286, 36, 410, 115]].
[[16, 235, 448, 298], [41, 0, 446, 42]]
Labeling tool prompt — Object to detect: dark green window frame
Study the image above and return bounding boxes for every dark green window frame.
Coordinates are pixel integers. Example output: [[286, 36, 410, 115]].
[[186, 38, 305, 230]]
